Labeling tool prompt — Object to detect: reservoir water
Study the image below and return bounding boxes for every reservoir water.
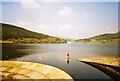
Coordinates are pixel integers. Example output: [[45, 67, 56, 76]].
[[2, 44, 118, 80]]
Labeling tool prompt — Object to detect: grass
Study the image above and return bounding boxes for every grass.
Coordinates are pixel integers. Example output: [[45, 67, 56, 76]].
[[74, 39, 119, 45]]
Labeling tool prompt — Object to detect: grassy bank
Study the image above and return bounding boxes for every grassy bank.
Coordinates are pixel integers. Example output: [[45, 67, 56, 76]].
[[74, 39, 119, 45]]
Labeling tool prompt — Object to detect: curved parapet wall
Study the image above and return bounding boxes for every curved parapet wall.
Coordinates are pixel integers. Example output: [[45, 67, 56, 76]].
[[0, 61, 74, 81]]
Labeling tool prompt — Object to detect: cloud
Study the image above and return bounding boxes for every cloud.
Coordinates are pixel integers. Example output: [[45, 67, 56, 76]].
[[17, 21, 31, 27], [38, 24, 74, 37], [38, 24, 58, 35], [44, 0, 58, 2], [83, 13, 88, 17], [20, 0, 40, 10], [16, 21, 39, 32], [58, 24, 73, 30], [58, 7, 73, 16], [39, 24, 48, 28], [16, 21, 52, 34], [105, 26, 111, 29]]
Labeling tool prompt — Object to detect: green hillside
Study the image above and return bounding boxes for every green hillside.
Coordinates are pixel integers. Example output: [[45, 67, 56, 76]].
[[75, 32, 120, 45], [1, 23, 67, 43]]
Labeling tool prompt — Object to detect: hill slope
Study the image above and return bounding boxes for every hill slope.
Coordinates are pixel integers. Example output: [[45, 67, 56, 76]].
[[75, 32, 120, 45], [1, 23, 67, 43]]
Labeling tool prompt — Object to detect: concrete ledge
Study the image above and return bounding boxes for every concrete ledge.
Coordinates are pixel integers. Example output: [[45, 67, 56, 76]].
[[0, 61, 74, 81]]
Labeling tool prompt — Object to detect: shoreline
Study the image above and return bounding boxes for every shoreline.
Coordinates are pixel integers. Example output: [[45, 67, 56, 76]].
[[1, 40, 119, 45], [0, 40, 14, 43], [73, 42, 119, 46]]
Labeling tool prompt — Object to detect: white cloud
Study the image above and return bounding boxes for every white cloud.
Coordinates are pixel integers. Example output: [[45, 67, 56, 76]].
[[83, 13, 88, 17], [38, 24, 74, 37], [44, 0, 58, 2], [17, 21, 31, 28], [39, 24, 50, 32], [58, 7, 73, 16], [16, 21, 51, 34], [105, 26, 111, 29], [39, 24, 48, 28], [20, 0, 40, 10], [16, 21, 40, 32], [58, 24, 73, 30]]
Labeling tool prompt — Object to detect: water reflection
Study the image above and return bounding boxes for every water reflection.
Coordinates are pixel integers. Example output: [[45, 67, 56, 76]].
[[2, 43, 36, 60], [66, 58, 70, 64], [66, 53, 70, 64]]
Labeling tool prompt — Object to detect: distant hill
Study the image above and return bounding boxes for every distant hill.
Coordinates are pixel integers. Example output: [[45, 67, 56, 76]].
[[1, 23, 67, 43], [75, 32, 120, 45]]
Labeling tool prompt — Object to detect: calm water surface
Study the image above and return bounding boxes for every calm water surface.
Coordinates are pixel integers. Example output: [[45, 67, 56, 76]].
[[2, 44, 118, 80]]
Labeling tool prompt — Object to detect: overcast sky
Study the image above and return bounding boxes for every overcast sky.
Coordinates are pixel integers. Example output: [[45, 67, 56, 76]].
[[1, 0, 119, 39]]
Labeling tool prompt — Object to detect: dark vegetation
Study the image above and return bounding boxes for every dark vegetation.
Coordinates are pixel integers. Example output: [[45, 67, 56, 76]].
[[1, 23, 67, 43]]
